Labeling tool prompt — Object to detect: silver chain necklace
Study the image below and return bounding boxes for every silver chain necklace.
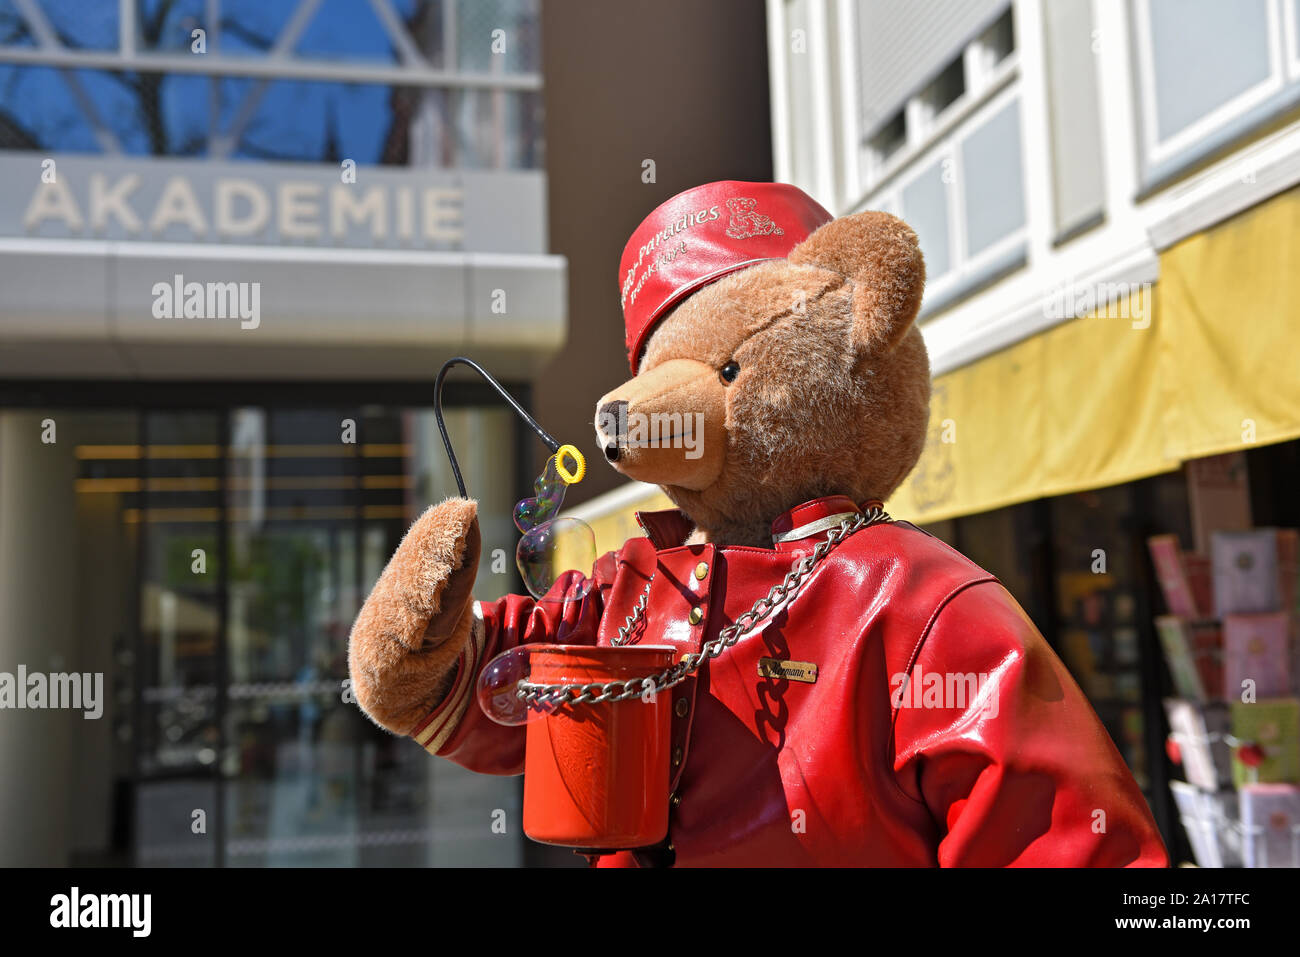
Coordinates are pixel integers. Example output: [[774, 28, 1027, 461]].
[[614, 580, 653, 646], [516, 506, 892, 708]]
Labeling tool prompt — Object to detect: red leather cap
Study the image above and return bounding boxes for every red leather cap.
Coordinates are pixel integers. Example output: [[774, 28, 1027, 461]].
[[618, 181, 833, 372]]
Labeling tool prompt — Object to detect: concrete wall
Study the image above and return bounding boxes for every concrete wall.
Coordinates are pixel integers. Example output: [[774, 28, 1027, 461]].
[[538, 0, 775, 505]]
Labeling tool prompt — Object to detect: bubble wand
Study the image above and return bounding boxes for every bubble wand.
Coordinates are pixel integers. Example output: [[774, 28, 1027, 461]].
[[433, 356, 586, 499], [434, 357, 603, 728], [433, 357, 591, 600]]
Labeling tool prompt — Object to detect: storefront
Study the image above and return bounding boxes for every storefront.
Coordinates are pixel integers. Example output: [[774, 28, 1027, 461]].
[[0, 390, 540, 866]]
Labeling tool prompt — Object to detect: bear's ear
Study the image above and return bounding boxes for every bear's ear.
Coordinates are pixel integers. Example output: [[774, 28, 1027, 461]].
[[787, 210, 925, 353]]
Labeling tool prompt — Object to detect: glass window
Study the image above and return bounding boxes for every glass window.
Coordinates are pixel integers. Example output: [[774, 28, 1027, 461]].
[[1147, 0, 1271, 142], [901, 159, 951, 281], [921, 58, 965, 119], [961, 98, 1025, 257], [0, 1, 544, 167], [869, 109, 907, 167], [452, 0, 542, 74], [295, 0, 410, 62], [2, 0, 119, 50], [133, 409, 224, 865], [1132, 0, 1300, 183], [134, 0, 207, 50], [216, 0, 304, 55], [1049, 486, 1151, 788], [56, 399, 528, 866], [981, 8, 1015, 66]]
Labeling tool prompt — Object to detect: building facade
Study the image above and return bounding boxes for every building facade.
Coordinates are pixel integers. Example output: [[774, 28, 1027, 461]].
[[0, 0, 782, 868], [0, 0, 558, 867]]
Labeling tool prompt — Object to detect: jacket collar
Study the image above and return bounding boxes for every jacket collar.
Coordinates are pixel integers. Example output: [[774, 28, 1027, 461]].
[[633, 494, 877, 551], [770, 495, 864, 548], [634, 508, 697, 550]]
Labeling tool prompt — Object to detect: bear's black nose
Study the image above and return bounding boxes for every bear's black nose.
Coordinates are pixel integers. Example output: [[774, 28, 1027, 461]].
[[598, 400, 628, 429], [596, 400, 628, 461]]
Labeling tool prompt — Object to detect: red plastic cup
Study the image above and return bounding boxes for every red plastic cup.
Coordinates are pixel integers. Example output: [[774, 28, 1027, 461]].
[[522, 644, 677, 849]]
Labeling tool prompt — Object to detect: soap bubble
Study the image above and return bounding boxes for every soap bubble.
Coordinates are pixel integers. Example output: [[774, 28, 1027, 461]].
[[476, 646, 561, 727], [517, 516, 595, 602], [513, 457, 567, 533]]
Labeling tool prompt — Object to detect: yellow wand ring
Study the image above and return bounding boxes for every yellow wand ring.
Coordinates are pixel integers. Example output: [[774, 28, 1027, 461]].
[[554, 444, 586, 485]]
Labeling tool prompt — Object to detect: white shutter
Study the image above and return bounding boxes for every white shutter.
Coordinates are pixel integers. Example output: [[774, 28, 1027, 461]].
[[856, 0, 1010, 136], [1042, 0, 1106, 237]]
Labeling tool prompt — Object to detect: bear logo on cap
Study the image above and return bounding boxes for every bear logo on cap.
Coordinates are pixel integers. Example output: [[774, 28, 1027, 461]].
[[724, 197, 785, 239]]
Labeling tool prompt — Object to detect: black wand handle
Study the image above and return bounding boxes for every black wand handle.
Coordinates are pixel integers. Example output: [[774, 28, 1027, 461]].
[[434, 356, 562, 498]]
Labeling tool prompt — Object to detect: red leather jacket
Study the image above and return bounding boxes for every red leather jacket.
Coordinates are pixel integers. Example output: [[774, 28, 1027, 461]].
[[410, 494, 1169, 867]]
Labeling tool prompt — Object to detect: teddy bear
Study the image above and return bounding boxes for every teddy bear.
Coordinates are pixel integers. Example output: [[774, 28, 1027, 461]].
[[348, 180, 1169, 868]]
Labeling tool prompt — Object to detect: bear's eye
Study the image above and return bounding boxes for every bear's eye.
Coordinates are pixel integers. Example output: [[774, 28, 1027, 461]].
[[720, 361, 740, 384]]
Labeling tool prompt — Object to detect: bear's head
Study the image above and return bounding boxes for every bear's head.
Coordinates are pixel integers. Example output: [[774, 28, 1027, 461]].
[[595, 182, 930, 547]]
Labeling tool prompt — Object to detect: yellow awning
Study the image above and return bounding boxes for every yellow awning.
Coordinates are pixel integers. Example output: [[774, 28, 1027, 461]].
[[888, 184, 1300, 523]]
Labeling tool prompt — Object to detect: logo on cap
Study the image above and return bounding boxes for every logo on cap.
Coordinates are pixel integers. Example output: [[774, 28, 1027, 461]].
[[724, 197, 785, 239]]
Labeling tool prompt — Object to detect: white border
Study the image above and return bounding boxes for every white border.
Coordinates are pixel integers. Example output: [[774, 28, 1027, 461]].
[[806, 0, 838, 207], [834, 0, 864, 209]]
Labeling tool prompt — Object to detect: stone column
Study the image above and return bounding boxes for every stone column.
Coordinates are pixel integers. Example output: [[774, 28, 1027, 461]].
[[0, 410, 81, 865]]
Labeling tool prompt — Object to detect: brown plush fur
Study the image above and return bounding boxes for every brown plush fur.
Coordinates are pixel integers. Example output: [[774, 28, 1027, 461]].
[[347, 497, 481, 734], [349, 208, 933, 734]]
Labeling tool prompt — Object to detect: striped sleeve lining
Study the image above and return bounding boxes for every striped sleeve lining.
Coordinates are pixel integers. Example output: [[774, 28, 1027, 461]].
[[410, 602, 486, 755]]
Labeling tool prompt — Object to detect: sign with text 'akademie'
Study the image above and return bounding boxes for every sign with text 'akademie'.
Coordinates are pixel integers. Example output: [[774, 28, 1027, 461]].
[[2, 152, 547, 254]]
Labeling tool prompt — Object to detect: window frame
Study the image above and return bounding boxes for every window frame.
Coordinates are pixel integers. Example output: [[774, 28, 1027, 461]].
[[1131, 0, 1297, 184], [870, 80, 1030, 320], [859, 16, 1020, 197]]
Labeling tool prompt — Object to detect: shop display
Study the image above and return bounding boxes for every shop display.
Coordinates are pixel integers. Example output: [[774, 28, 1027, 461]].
[[1230, 697, 1300, 787], [1149, 534, 1205, 618], [1170, 782, 1242, 868], [1156, 522, 1300, 866], [1164, 698, 1233, 791], [1239, 783, 1300, 868], [1156, 616, 1212, 701], [1211, 529, 1284, 616], [1223, 612, 1291, 700]]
